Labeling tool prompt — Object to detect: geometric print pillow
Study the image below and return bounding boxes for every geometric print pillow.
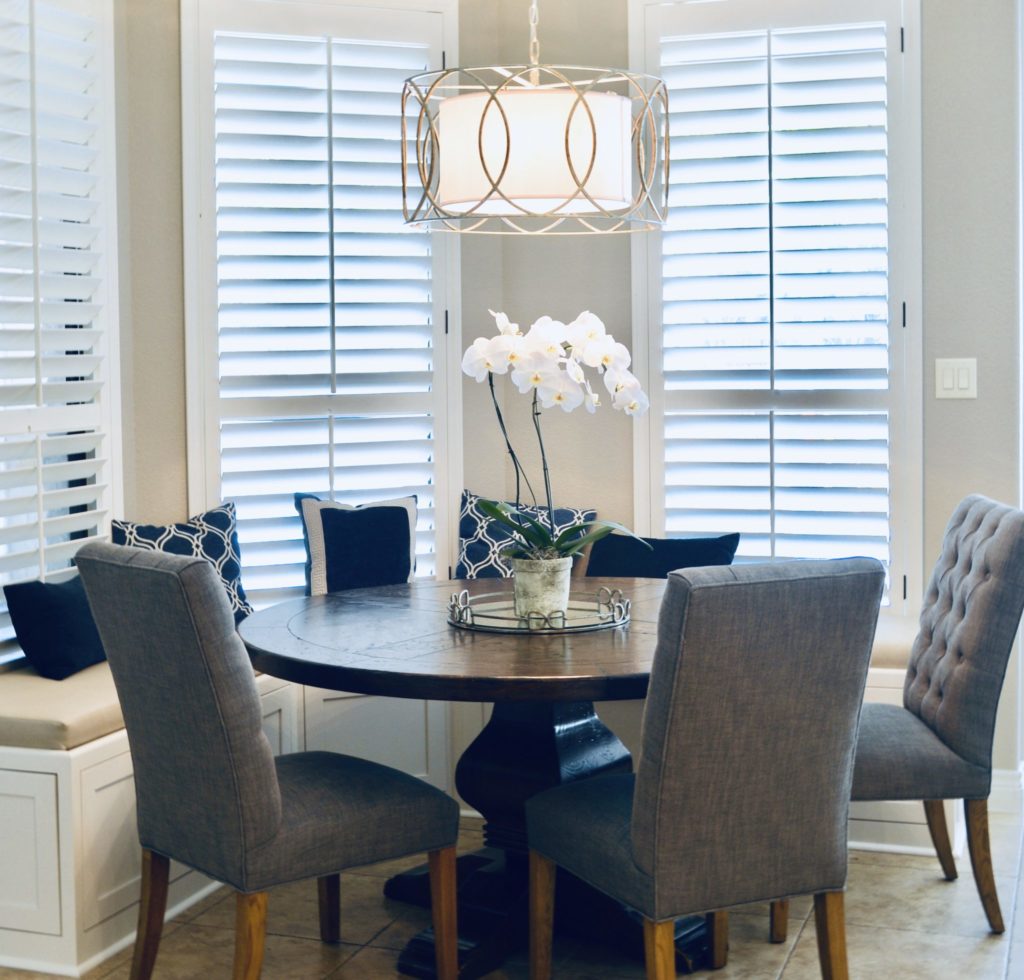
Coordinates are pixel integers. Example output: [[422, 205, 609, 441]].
[[453, 488, 597, 579], [111, 501, 253, 625]]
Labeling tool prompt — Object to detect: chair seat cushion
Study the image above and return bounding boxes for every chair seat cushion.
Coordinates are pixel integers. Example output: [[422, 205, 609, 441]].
[[852, 702, 990, 802], [526, 772, 656, 919], [244, 751, 460, 891]]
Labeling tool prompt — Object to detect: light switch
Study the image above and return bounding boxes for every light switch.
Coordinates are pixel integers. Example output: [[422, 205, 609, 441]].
[[935, 358, 977, 399]]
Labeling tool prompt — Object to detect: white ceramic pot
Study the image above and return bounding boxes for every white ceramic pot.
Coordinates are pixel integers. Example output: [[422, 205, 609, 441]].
[[510, 557, 573, 620]]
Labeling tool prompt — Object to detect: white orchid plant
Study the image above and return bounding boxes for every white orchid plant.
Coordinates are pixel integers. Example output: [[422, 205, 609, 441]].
[[462, 309, 651, 562]]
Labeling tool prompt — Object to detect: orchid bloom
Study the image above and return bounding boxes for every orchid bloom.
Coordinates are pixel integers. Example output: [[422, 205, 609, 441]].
[[488, 309, 520, 336], [463, 309, 647, 418], [537, 371, 585, 412], [616, 386, 650, 416], [523, 316, 568, 359], [510, 350, 558, 394], [583, 334, 631, 372], [566, 311, 607, 352], [461, 337, 498, 382]]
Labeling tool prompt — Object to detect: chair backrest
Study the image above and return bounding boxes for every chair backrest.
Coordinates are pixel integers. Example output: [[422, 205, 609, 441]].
[[631, 558, 884, 914], [905, 495, 1024, 769], [76, 542, 281, 887]]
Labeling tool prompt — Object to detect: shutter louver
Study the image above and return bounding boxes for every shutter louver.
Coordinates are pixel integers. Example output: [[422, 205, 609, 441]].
[[0, 0, 114, 660], [661, 22, 891, 575], [214, 30, 438, 606]]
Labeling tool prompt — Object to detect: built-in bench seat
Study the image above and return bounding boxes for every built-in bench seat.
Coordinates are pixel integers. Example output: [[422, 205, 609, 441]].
[[0, 661, 300, 977], [0, 662, 125, 751]]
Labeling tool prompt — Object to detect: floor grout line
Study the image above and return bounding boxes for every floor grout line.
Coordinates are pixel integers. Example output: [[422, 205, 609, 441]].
[[776, 906, 812, 979]]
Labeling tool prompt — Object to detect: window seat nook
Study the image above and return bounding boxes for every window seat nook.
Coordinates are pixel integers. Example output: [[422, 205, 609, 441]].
[[0, 662, 300, 977]]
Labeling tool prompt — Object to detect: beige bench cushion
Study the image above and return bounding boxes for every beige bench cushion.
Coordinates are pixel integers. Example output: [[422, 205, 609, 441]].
[[0, 661, 123, 750], [0, 661, 291, 751]]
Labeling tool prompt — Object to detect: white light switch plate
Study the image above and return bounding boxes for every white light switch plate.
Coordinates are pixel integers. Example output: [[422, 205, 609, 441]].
[[935, 358, 977, 399]]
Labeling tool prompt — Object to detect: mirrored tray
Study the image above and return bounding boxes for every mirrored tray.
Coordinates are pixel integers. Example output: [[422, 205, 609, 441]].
[[447, 587, 630, 634]]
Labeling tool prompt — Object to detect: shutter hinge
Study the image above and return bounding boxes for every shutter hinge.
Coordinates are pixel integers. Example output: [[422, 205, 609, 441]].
[[903, 575, 908, 600], [900, 27, 905, 52], [448, 565, 453, 580], [444, 309, 449, 335], [442, 50, 446, 69], [901, 301, 907, 328]]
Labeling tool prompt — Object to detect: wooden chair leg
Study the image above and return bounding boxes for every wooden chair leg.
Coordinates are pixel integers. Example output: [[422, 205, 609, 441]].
[[233, 891, 268, 980], [429, 847, 459, 980], [317, 873, 340, 943], [642, 918, 676, 980], [769, 898, 789, 943], [965, 798, 1005, 933], [529, 850, 556, 980], [813, 891, 848, 980], [923, 799, 958, 881], [129, 848, 169, 980], [706, 909, 728, 969]]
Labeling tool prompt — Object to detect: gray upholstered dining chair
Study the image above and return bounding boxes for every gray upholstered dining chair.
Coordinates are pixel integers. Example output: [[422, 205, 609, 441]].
[[526, 558, 885, 979], [850, 495, 1024, 934], [75, 542, 460, 980]]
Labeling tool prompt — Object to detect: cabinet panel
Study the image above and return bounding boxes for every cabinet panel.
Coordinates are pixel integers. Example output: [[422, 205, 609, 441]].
[[0, 769, 61, 935], [304, 688, 448, 789]]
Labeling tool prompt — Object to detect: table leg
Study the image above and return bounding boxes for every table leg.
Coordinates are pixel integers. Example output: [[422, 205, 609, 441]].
[[385, 701, 711, 979]]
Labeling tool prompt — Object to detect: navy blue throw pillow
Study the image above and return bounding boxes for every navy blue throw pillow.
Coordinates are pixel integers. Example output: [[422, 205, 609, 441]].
[[111, 502, 253, 624], [454, 489, 597, 579], [586, 532, 741, 579], [294, 493, 418, 596], [4, 576, 105, 680], [320, 506, 412, 592]]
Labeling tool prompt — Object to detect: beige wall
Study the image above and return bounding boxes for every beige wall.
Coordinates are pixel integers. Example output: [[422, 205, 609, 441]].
[[115, 0, 188, 522], [115, 0, 1024, 764], [921, 1, 1021, 769]]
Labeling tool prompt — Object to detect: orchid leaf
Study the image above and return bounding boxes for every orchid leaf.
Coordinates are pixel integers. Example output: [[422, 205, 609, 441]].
[[558, 524, 622, 557], [554, 520, 652, 550], [478, 499, 552, 549]]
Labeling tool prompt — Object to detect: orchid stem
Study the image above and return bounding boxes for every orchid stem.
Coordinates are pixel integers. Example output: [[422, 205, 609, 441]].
[[532, 390, 555, 534], [488, 373, 537, 517]]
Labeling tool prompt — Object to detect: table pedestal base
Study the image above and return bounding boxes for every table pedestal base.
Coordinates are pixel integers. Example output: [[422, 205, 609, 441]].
[[386, 848, 711, 979], [384, 701, 710, 978]]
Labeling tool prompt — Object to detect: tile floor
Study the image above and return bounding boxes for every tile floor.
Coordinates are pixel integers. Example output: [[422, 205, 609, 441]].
[[3, 812, 1024, 979]]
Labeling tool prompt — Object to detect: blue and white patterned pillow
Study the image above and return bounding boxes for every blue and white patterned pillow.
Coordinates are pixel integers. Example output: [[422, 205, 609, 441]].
[[111, 502, 253, 624], [454, 489, 597, 579]]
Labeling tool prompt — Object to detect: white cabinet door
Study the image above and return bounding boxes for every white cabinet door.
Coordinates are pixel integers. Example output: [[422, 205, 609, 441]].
[[303, 688, 449, 790], [0, 769, 60, 934]]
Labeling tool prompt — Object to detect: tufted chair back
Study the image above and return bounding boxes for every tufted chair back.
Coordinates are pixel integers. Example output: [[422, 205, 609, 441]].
[[905, 495, 1024, 769]]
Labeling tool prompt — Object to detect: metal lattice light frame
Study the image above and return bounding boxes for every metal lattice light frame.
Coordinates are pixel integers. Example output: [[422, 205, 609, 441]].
[[401, 5, 668, 234]]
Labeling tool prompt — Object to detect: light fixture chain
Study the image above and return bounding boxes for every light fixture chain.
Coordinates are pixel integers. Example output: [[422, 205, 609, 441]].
[[528, 0, 540, 66]]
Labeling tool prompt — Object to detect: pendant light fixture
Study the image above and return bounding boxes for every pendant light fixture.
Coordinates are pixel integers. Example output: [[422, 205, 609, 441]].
[[401, 0, 669, 234]]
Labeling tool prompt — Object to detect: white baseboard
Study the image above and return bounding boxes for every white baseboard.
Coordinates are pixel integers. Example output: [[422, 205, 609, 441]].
[[989, 768, 1023, 815]]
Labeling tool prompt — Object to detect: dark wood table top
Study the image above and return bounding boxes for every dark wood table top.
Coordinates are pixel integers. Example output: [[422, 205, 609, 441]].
[[240, 577, 668, 702]]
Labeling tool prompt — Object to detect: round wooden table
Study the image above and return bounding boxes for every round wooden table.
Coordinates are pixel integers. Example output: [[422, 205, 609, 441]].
[[240, 577, 680, 978]]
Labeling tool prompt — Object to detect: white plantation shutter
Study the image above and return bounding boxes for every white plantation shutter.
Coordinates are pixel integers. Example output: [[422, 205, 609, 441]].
[[194, 2, 449, 608], [0, 0, 118, 657], [646, 1, 907, 584]]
